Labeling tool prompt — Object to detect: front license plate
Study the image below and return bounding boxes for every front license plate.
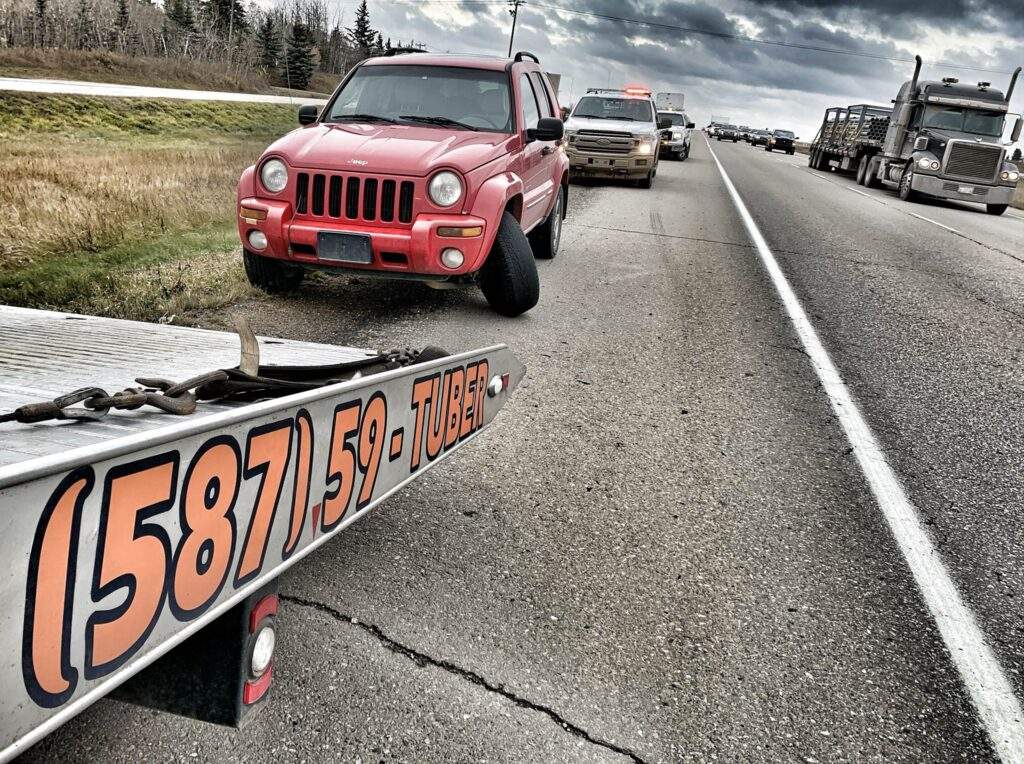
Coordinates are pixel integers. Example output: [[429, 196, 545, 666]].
[[317, 232, 373, 264], [958, 185, 974, 194]]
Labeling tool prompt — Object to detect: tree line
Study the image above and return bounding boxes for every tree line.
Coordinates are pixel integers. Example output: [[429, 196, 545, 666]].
[[0, 0, 426, 89]]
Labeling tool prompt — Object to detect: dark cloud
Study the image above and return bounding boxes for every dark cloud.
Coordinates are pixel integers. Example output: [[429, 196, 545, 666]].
[[358, 0, 1023, 140]]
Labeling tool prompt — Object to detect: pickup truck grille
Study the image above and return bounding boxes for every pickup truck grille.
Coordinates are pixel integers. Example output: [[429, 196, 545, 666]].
[[295, 172, 416, 225], [943, 142, 1002, 182], [573, 130, 637, 155]]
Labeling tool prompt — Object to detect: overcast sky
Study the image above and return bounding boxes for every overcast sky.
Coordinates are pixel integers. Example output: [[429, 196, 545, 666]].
[[333, 0, 1024, 141]]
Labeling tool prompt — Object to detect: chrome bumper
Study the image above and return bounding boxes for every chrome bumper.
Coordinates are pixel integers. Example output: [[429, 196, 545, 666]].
[[911, 174, 1015, 204]]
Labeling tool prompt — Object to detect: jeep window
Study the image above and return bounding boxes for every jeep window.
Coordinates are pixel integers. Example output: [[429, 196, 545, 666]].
[[529, 72, 554, 118], [658, 112, 686, 126], [573, 96, 654, 123], [519, 73, 541, 131], [326, 65, 514, 133], [922, 106, 1004, 137]]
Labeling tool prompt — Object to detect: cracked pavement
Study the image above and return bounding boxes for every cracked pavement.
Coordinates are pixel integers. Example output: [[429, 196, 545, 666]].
[[23, 139, 1024, 762]]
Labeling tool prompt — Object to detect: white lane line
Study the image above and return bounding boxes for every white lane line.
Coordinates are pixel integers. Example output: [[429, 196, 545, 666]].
[[907, 211, 965, 236], [705, 137, 1024, 762]]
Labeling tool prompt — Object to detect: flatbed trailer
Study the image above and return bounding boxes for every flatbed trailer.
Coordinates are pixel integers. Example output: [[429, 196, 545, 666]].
[[0, 306, 523, 760], [808, 103, 893, 183]]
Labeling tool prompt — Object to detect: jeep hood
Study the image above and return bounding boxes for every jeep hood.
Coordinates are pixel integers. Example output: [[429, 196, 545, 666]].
[[565, 116, 656, 137], [265, 123, 515, 176]]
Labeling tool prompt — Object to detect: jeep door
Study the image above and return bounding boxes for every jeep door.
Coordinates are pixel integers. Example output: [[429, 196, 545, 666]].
[[516, 71, 556, 231]]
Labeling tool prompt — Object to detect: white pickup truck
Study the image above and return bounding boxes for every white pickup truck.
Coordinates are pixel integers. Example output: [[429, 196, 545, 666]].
[[0, 306, 523, 760], [655, 92, 694, 161]]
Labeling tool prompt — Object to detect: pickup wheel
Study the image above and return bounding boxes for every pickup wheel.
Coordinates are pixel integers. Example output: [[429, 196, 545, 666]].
[[638, 170, 655, 189], [528, 185, 564, 259], [480, 212, 540, 317], [765, 146, 772, 153], [243, 249, 304, 294], [986, 204, 1008, 216], [898, 164, 918, 202]]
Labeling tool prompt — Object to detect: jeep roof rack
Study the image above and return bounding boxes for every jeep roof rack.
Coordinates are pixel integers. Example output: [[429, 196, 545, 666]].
[[513, 51, 539, 63]]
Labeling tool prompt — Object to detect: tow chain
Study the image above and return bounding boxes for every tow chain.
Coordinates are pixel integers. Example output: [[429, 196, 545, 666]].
[[0, 346, 447, 427]]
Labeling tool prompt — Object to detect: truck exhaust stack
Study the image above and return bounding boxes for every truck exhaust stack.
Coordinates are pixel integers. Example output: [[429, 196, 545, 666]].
[[1006, 66, 1021, 104]]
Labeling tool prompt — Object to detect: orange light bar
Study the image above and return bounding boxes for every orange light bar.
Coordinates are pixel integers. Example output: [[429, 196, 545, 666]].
[[624, 86, 650, 96], [240, 206, 267, 221], [437, 226, 483, 238]]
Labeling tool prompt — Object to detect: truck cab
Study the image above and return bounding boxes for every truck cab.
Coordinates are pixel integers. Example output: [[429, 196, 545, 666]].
[[874, 56, 1023, 215], [563, 87, 671, 188]]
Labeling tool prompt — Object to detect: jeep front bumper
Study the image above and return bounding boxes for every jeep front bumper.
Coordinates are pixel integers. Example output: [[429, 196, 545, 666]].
[[237, 198, 489, 277], [910, 175, 1015, 205]]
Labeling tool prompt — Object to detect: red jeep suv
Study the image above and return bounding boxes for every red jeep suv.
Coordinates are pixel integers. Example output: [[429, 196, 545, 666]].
[[236, 51, 568, 316]]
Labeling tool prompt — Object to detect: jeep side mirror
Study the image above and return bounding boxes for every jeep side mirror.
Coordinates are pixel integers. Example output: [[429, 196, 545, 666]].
[[298, 105, 319, 126], [657, 117, 672, 130], [529, 117, 564, 142], [1012, 116, 1023, 143], [686, 122, 695, 129]]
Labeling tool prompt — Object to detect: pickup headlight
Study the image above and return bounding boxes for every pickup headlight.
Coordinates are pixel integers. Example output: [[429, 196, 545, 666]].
[[260, 159, 288, 194], [1000, 169, 1020, 182], [637, 137, 656, 155], [917, 157, 940, 171], [429, 171, 463, 207], [671, 131, 683, 141]]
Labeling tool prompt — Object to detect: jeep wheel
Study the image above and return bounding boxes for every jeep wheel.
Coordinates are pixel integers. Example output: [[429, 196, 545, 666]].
[[986, 203, 1008, 216], [243, 248, 304, 294], [898, 164, 918, 202], [528, 185, 564, 259], [480, 211, 540, 317]]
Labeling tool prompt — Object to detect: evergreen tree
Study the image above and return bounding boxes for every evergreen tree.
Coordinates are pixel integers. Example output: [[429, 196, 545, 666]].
[[203, 0, 246, 37], [283, 19, 314, 89], [115, 0, 130, 32], [256, 15, 281, 73], [385, 36, 392, 52], [34, 0, 46, 47], [74, 0, 91, 48], [374, 31, 383, 53], [167, 0, 194, 30], [348, 0, 374, 56]]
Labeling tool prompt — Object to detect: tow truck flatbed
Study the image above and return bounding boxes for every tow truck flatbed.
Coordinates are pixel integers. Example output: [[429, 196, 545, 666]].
[[0, 306, 523, 760]]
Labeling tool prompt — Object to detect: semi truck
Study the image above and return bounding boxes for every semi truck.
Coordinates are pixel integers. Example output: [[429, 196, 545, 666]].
[[809, 55, 1023, 215], [0, 306, 523, 760]]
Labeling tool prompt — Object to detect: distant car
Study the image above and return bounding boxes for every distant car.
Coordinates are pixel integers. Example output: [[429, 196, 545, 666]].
[[716, 124, 739, 142], [766, 129, 797, 154], [657, 110, 694, 160], [750, 129, 772, 146]]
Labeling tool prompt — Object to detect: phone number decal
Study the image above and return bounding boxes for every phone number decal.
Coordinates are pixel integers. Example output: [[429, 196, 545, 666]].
[[21, 358, 489, 708]]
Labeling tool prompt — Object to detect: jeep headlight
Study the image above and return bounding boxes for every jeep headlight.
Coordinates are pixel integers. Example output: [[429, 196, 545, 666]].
[[260, 159, 288, 194], [1000, 169, 1020, 182], [428, 171, 463, 207]]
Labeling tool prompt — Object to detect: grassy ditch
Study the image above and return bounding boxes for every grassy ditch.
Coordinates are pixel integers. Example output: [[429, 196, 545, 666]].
[[0, 93, 297, 320]]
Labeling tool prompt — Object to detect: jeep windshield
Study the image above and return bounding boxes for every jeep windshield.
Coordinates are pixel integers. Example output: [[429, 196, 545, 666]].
[[573, 96, 653, 123], [922, 106, 1004, 137], [325, 64, 514, 133], [658, 112, 687, 126]]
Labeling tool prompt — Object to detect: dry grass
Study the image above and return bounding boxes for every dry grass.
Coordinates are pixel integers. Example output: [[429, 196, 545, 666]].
[[0, 93, 294, 320], [0, 48, 331, 98]]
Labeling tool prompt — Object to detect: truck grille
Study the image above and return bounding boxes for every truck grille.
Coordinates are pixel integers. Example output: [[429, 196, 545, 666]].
[[943, 142, 1002, 182], [295, 172, 416, 225], [573, 130, 637, 155]]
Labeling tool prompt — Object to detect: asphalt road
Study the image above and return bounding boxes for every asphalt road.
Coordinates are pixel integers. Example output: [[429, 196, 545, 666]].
[[24, 137, 1024, 762]]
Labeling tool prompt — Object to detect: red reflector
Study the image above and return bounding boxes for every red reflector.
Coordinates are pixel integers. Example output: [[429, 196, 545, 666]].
[[250, 594, 279, 633], [501, 373, 509, 390], [243, 663, 273, 705]]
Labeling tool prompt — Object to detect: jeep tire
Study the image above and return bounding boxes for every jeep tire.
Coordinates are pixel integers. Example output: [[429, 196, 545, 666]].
[[243, 248, 304, 294], [529, 185, 564, 259], [480, 211, 540, 317]]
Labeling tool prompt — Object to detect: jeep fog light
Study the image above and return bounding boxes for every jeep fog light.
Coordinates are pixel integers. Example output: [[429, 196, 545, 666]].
[[440, 248, 464, 269], [248, 230, 268, 250]]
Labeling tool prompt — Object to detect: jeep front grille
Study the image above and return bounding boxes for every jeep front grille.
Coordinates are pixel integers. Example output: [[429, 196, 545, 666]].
[[943, 142, 1002, 182], [295, 172, 416, 224]]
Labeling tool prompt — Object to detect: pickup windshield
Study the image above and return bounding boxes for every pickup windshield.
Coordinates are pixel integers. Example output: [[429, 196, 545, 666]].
[[922, 106, 1004, 137], [774, 130, 795, 139], [325, 64, 514, 133], [658, 112, 687, 126], [574, 96, 654, 123]]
